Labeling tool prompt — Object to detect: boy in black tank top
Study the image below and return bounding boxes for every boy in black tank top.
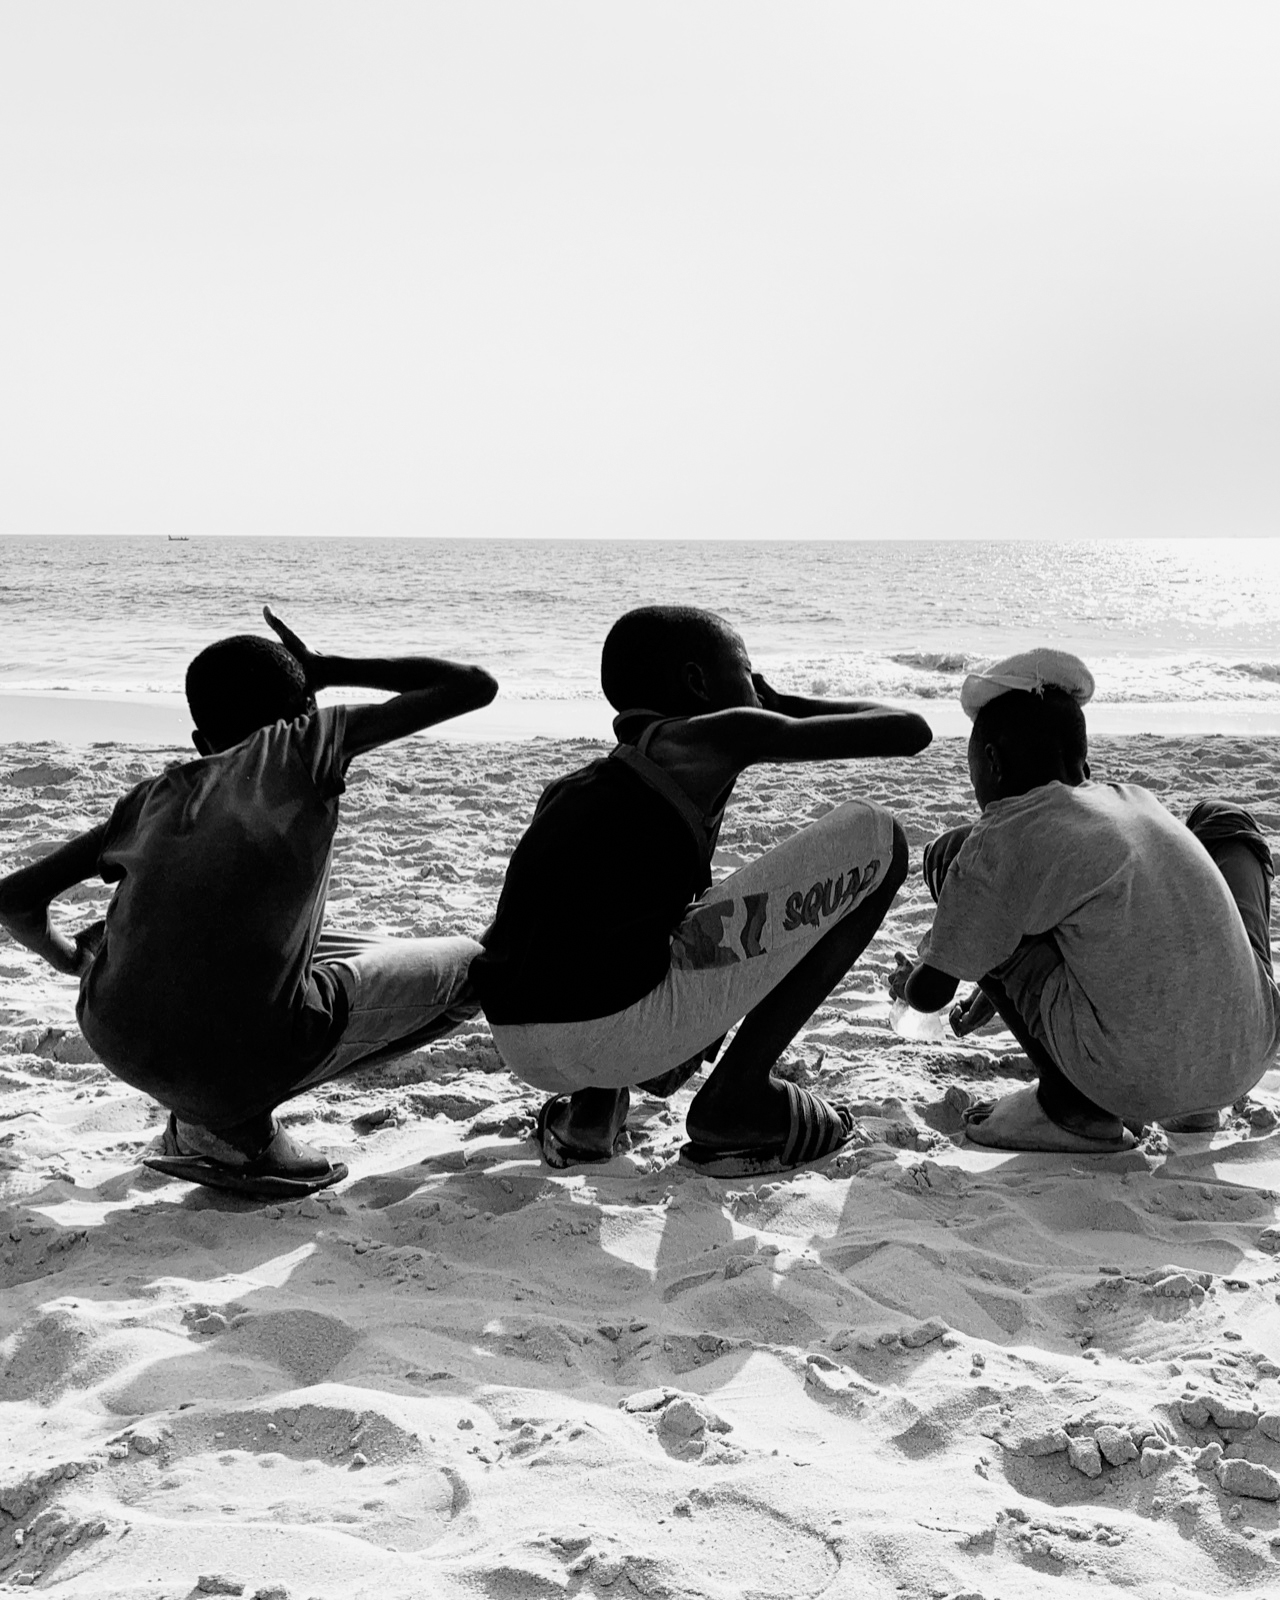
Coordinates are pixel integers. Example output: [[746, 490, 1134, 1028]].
[[471, 605, 931, 1175]]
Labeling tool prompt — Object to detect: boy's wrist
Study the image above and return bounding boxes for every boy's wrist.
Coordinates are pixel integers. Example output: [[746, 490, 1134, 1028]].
[[2, 907, 75, 972], [47, 931, 82, 974], [307, 653, 337, 692]]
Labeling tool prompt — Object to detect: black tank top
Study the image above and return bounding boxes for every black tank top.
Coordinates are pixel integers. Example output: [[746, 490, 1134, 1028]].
[[471, 715, 731, 1024]]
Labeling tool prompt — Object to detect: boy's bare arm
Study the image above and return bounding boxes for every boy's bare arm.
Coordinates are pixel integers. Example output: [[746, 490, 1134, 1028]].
[[644, 703, 931, 810], [0, 824, 109, 975], [751, 672, 892, 719], [658, 703, 932, 790], [887, 950, 960, 1013], [264, 608, 498, 757]]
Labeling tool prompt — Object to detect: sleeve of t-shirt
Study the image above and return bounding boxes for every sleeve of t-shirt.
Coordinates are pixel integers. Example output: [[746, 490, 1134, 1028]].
[[96, 781, 151, 884], [291, 705, 349, 801], [923, 817, 1039, 981]]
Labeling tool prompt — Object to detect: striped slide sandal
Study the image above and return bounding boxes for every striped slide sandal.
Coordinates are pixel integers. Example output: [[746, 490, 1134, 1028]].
[[678, 1078, 855, 1178]]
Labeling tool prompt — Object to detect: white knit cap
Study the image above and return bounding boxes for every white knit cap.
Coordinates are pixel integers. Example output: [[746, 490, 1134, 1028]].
[[960, 648, 1095, 721]]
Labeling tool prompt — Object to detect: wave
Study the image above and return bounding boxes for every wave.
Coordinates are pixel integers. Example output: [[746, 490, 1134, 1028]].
[[887, 650, 978, 674], [8, 651, 1280, 708], [759, 651, 1280, 707]]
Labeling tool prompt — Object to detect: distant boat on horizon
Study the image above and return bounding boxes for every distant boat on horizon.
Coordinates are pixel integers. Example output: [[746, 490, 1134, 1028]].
[[167, 536, 190, 542]]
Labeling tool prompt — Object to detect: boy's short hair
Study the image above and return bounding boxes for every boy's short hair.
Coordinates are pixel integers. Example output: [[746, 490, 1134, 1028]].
[[972, 685, 1088, 780], [601, 605, 741, 714], [185, 635, 312, 750]]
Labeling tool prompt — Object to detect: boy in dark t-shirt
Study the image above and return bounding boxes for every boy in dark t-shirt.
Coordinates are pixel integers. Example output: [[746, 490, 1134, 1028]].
[[0, 608, 497, 1197], [471, 605, 931, 1174]]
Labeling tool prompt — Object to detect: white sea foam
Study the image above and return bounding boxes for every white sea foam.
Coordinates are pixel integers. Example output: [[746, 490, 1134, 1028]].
[[3, 536, 1280, 715]]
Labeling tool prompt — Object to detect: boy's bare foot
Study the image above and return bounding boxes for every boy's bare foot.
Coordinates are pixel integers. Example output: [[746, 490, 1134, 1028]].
[[681, 1077, 853, 1174], [535, 1087, 630, 1168], [174, 1114, 274, 1165], [1162, 1109, 1222, 1133], [964, 1085, 1137, 1153], [145, 1113, 346, 1197], [685, 1071, 797, 1151]]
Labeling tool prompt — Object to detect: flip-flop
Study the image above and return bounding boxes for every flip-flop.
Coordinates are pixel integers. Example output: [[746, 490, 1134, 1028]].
[[962, 1094, 1137, 1153], [678, 1079, 856, 1177], [143, 1114, 348, 1199], [532, 1097, 624, 1171]]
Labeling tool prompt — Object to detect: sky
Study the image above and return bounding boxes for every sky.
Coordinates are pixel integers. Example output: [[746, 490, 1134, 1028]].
[[1, 2, 1278, 541]]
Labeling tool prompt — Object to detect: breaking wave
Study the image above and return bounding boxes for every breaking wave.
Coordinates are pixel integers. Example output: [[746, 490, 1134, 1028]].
[[887, 651, 978, 674]]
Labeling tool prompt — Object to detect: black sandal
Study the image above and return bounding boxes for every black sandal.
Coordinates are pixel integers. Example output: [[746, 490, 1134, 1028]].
[[532, 1097, 624, 1170], [679, 1080, 855, 1177], [144, 1114, 348, 1199]]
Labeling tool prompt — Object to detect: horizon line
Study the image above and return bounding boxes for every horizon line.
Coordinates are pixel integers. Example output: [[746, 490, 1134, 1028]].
[[3, 531, 1278, 544]]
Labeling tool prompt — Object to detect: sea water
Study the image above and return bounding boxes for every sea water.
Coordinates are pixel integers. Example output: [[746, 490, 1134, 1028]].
[[3, 536, 1279, 732]]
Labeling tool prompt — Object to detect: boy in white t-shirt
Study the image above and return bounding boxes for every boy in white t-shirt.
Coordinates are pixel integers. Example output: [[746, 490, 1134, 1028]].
[[891, 650, 1279, 1151]]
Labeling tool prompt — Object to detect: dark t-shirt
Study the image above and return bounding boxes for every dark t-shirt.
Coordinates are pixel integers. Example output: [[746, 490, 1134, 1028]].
[[471, 722, 726, 1024], [78, 707, 349, 1125]]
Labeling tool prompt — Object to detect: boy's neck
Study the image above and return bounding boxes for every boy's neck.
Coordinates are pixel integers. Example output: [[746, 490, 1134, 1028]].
[[988, 764, 1088, 806]]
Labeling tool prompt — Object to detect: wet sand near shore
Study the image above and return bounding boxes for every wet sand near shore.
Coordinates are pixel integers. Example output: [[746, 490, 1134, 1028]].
[[2, 733, 1280, 1599]]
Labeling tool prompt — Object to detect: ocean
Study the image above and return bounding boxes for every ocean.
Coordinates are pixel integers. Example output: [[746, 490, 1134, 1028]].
[[3, 536, 1280, 737]]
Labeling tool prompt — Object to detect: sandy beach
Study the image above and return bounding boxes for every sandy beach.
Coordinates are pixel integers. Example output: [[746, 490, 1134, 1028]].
[[3, 731, 1280, 1600]]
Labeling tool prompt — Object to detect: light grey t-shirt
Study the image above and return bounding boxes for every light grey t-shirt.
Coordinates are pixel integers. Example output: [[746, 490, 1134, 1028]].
[[925, 781, 1280, 1120]]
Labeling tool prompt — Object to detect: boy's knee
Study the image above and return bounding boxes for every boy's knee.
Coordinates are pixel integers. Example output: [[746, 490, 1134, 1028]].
[[1188, 796, 1265, 838], [1187, 799, 1274, 880], [922, 824, 972, 903]]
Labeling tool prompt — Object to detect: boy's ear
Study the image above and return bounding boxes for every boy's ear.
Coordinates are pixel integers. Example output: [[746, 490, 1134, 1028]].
[[682, 661, 710, 707], [192, 730, 213, 757]]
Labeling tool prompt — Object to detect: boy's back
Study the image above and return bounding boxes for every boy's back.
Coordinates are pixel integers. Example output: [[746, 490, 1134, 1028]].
[[81, 706, 349, 1126], [926, 779, 1280, 1119], [472, 715, 736, 1025]]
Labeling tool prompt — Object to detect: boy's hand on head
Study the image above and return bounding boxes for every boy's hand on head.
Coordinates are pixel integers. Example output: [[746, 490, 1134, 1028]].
[[750, 672, 782, 712], [263, 606, 323, 690]]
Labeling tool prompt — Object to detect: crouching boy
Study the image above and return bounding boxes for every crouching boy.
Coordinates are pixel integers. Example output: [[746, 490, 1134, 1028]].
[[471, 605, 931, 1175], [0, 608, 497, 1197], [891, 650, 1279, 1150]]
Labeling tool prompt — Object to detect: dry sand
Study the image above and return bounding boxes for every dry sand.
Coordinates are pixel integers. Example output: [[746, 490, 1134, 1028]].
[[2, 733, 1280, 1600]]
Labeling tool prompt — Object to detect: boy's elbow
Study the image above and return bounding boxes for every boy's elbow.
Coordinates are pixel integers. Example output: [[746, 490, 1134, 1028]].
[[905, 962, 956, 1012], [898, 713, 933, 755], [0, 873, 24, 918], [464, 667, 499, 709]]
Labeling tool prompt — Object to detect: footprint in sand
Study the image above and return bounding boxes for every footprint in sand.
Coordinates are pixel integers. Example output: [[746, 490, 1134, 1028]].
[[0, 1401, 457, 1588], [102, 1307, 364, 1414], [521, 1487, 837, 1600], [0, 1211, 90, 1290]]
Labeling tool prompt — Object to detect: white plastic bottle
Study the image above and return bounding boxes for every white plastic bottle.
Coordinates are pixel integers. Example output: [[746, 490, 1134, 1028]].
[[889, 998, 952, 1043]]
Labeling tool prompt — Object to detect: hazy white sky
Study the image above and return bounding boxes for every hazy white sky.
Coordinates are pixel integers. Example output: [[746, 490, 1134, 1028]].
[[2, 2, 1278, 539]]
